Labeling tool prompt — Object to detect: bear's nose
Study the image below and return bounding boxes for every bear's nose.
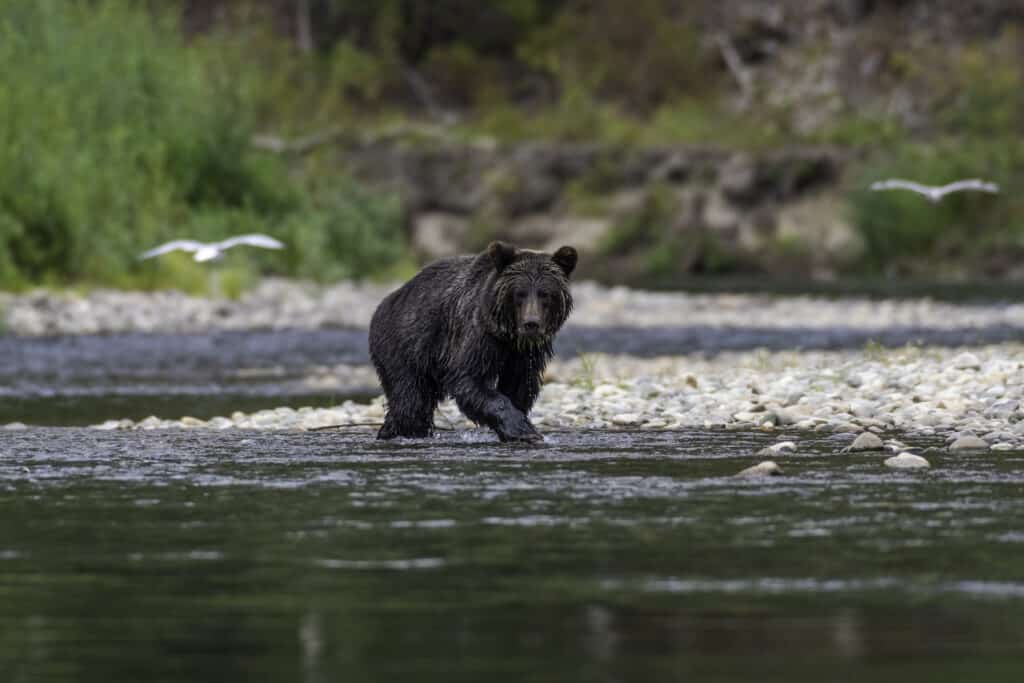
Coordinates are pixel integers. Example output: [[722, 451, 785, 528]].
[[523, 320, 540, 333]]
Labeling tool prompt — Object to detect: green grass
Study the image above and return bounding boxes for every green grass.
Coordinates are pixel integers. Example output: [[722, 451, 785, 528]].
[[573, 352, 599, 392]]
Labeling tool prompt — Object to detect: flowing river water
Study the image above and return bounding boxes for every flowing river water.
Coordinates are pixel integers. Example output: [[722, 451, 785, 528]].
[[3, 320, 1024, 679], [2, 427, 1024, 680]]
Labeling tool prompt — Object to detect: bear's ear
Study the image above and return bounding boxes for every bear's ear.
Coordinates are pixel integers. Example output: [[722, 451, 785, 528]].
[[488, 241, 518, 272], [552, 246, 577, 277]]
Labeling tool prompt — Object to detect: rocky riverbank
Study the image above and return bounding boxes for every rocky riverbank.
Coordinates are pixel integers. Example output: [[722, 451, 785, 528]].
[[5, 278, 1024, 336], [91, 343, 1024, 454]]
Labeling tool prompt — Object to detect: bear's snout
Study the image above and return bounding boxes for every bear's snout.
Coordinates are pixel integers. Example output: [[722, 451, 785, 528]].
[[519, 296, 544, 337]]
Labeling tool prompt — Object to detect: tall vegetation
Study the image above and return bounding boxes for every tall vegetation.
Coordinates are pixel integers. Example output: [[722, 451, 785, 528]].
[[0, 0, 403, 290], [2, 0, 1022, 287], [848, 34, 1024, 273]]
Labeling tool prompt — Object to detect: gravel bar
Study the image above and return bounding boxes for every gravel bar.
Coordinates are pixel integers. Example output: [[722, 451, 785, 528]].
[[5, 279, 1024, 335], [87, 344, 1024, 452]]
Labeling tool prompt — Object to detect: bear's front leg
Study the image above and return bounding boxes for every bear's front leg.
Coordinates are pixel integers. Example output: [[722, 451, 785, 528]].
[[489, 396, 543, 443], [498, 352, 545, 415], [451, 378, 542, 443]]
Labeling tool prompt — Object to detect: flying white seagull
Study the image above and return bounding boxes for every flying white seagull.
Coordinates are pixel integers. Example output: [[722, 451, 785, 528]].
[[139, 234, 285, 262], [868, 178, 1000, 203]]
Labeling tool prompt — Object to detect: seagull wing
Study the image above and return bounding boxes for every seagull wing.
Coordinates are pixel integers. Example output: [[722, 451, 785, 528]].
[[868, 179, 936, 195], [937, 179, 1000, 195], [216, 234, 286, 251], [138, 240, 206, 260]]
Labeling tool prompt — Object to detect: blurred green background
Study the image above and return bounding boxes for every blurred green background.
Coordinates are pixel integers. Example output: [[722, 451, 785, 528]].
[[0, 0, 1022, 292]]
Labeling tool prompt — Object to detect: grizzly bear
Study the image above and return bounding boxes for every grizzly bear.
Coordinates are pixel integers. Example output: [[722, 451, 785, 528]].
[[369, 241, 577, 442]]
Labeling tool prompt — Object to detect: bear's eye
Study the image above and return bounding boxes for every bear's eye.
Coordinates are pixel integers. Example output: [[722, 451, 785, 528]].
[[537, 291, 550, 301], [514, 290, 528, 302]]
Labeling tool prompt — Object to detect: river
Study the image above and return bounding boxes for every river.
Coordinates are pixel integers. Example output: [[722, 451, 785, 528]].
[[2, 428, 1023, 680]]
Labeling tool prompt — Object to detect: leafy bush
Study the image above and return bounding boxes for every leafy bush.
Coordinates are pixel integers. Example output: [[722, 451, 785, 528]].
[[0, 0, 404, 290], [849, 140, 1022, 271], [279, 178, 405, 282], [848, 34, 1024, 273]]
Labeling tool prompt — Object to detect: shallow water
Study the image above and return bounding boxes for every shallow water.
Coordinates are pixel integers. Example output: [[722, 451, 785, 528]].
[[2, 427, 1024, 681]]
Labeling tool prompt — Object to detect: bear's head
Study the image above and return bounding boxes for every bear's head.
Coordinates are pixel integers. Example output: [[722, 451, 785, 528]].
[[487, 241, 577, 345]]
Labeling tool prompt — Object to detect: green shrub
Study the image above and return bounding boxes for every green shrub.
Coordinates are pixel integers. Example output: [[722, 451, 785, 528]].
[[929, 32, 1024, 138], [0, 0, 405, 290], [841, 29, 1024, 274], [218, 21, 393, 133], [279, 177, 405, 282], [849, 140, 1022, 271]]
